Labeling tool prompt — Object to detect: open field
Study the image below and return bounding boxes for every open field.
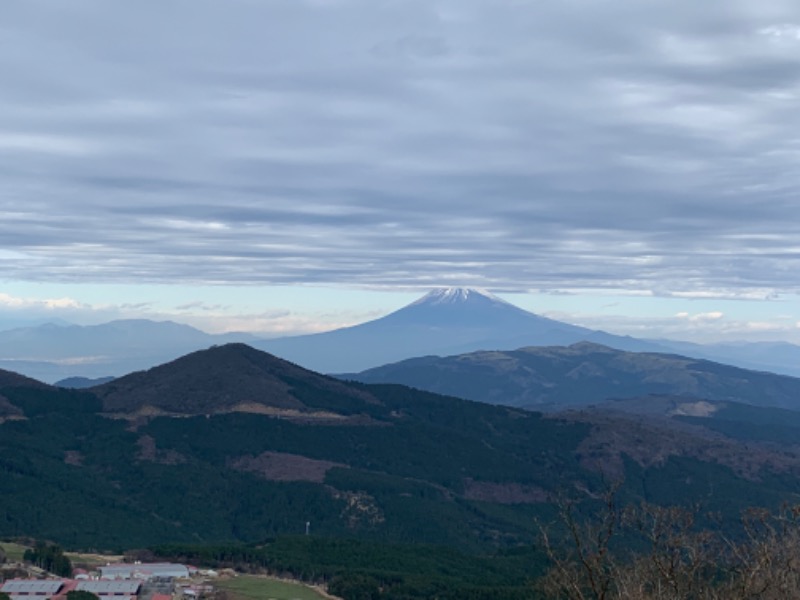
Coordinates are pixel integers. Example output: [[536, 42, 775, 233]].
[[215, 575, 330, 600], [0, 542, 28, 562], [64, 551, 124, 568]]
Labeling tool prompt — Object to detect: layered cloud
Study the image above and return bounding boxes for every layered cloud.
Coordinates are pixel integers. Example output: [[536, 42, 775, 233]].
[[545, 308, 800, 343], [3, 0, 800, 297], [0, 292, 85, 311], [0, 290, 377, 336]]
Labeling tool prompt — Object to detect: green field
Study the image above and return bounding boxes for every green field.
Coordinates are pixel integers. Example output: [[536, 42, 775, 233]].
[[0, 542, 29, 562], [215, 575, 330, 600]]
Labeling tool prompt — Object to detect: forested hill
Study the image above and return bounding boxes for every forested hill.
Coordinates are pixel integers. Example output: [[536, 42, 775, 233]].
[[345, 342, 800, 411], [90, 342, 379, 415], [2, 343, 800, 554], [0, 368, 49, 389]]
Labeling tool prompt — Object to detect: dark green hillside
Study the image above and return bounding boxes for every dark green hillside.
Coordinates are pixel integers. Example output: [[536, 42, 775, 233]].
[[2, 344, 800, 556], [677, 401, 800, 445], [92, 343, 377, 415], [151, 537, 546, 599], [0, 374, 584, 549]]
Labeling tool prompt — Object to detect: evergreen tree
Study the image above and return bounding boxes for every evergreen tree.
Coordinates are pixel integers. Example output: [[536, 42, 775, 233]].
[[22, 542, 72, 577], [67, 592, 99, 600]]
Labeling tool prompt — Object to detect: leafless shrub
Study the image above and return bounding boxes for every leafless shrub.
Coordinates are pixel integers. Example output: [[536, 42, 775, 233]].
[[538, 491, 800, 600]]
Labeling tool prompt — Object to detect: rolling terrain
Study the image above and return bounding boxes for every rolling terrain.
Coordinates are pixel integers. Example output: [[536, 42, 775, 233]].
[[346, 342, 800, 411], [2, 343, 800, 557]]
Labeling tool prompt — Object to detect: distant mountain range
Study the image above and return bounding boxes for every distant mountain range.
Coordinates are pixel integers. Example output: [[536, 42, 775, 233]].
[[1, 287, 799, 382], [55, 376, 115, 389], [0, 319, 254, 382], [255, 287, 800, 377], [647, 338, 800, 377], [254, 288, 672, 373], [344, 341, 800, 411]]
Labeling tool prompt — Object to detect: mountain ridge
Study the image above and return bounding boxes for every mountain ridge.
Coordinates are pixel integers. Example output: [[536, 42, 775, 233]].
[[3, 287, 800, 382], [254, 287, 673, 372], [2, 342, 800, 552], [91, 342, 378, 416], [345, 341, 800, 411]]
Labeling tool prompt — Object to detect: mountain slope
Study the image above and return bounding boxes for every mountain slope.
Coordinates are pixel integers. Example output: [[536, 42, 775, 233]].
[[0, 347, 592, 548], [255, 288, 669, 373], [3, 344, 800, 551], [91, 343, 377, 415], [346, 342, 800, 411]]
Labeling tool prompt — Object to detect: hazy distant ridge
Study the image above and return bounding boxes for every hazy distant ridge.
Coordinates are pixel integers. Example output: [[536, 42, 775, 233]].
[[2, 288, 800, 382], [346, 341, 800, 411], [254, 287, 671, 373]]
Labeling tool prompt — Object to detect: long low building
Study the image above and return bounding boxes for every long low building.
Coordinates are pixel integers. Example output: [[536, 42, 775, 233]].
[[98, 563, 190, 580], [1, 580, 66, 600], [76, 581, 141, 596], [0, 579, 141, 600]]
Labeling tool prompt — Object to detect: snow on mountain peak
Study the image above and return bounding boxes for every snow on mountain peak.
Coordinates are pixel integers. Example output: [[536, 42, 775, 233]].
[[411, 287, 508, 307]]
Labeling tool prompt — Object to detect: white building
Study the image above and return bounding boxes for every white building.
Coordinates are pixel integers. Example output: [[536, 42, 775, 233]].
[[98, 563, 190, 580], [0, 580, 65, 600]]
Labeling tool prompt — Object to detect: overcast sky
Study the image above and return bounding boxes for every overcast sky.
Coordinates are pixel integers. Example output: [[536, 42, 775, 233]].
[[3, 0, 800, 342]]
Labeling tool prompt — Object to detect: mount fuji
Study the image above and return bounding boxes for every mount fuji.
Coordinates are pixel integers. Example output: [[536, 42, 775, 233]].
[[3, 288, 796, 383], [254, 287, 668, 373]]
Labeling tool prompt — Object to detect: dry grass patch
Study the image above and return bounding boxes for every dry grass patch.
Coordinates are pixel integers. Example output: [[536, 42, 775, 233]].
[[215, 575, 330, 600], [0, 542, 29, 562]]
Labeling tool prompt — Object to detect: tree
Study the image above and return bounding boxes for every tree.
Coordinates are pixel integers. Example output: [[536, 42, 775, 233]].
[[66, 592, 99, 600], [537, 487, 622, 600], [328, 574, 381, 600], [23, 542, 72, 577], [538, 492, 800, 600], [123, 548, 155, 563]]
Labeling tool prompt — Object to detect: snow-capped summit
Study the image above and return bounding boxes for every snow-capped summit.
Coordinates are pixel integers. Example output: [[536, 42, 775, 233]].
[[411, 287, 508, 307], [256, 286, 663, 373]]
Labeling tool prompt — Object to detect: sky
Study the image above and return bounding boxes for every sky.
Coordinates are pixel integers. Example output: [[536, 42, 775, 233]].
[[3, 0, 800, 343]]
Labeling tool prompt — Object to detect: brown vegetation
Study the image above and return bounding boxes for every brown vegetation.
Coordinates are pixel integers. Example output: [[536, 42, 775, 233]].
[[539, 488, 800, 600], [462, 478, 548, 504], [0, 395, 24, 422], [565, 410, 800, 481], [63, 451, 85, 466], [228, 451, 344, 483], [136, 434, 187, 465]]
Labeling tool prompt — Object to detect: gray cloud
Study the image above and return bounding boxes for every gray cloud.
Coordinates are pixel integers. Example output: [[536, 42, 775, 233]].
[[3, 0, 800, 296]]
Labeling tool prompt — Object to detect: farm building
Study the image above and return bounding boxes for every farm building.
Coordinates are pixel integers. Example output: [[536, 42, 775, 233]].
[[0, 579, 142, 600], [0, 580, 66, 600], [76, 581, 140, 599], [98, 563, 190, 580]]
